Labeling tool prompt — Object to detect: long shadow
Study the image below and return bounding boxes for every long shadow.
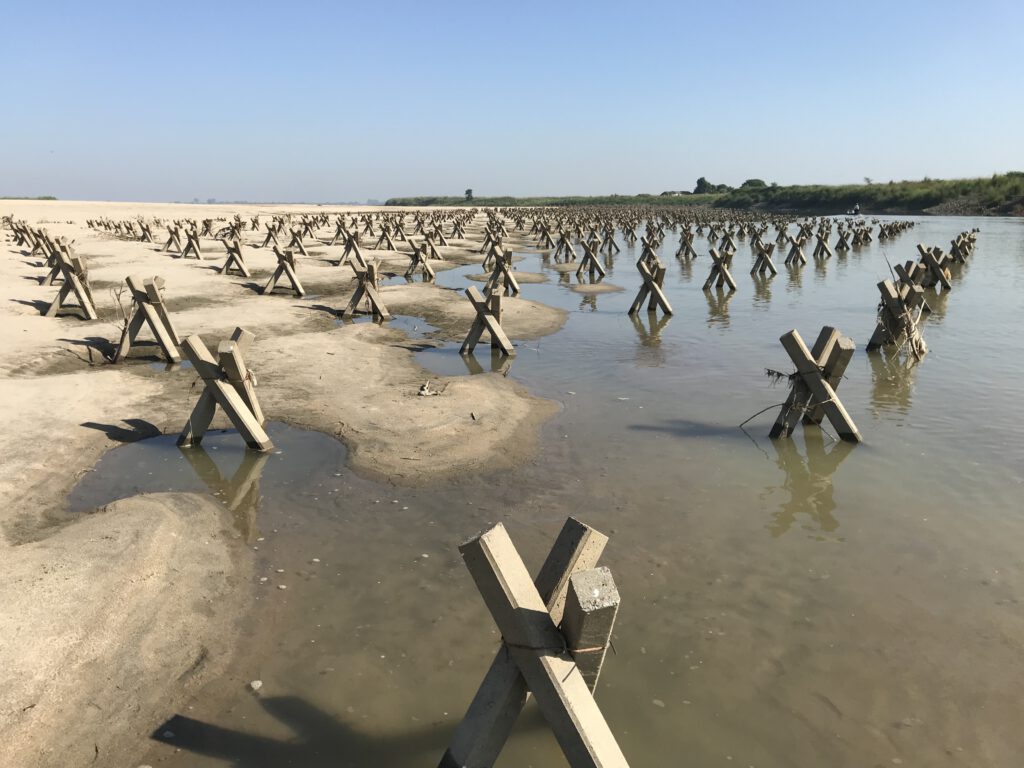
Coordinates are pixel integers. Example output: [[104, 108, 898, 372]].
[[80, 418, 162, 443], [59, 336, 118, 360], [630, 418, 743, 439], [151, 696, 450, 768], [307, 304, 340, 317], [10, 298, 51, 313]]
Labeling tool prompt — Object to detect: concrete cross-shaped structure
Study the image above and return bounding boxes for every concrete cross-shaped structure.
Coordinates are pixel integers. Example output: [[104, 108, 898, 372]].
[[440, 519, 628, 768], [46, 245, 98, 320], [177, 327, 273, 451], [770, 327, 862, 443], [703, 247, 737, 291], [341, 261, 391, 320], [220, 238, 251, 277], [460, 286, 515, 356], [114, 275, 182, 363], [264, 246, 305, 297], [628, 254, 673, 316]]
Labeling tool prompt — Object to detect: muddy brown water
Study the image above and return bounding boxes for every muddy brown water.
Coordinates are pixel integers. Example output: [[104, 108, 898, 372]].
[[72, 216, 1024, 767]]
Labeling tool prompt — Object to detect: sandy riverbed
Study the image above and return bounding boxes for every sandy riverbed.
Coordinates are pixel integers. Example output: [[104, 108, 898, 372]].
[[0, 200, 565, 768]]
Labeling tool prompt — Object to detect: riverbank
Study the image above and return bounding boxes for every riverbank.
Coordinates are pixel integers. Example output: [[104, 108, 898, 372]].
[[0, 200, 566, 767], [384, 172, 1024, 216]]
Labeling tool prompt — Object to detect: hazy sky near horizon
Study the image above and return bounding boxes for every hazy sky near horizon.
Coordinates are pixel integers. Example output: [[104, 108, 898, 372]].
[[2, 0, 1022, 202]]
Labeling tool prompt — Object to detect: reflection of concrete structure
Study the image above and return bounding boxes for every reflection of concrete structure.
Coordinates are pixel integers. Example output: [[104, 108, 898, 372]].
[[575, 270, 605, 287], [922, 286, 950, 325], [704, 286, 733, 326], [675, 256, 695, 282], [574, 267, 607, 311], [179, 447, 269, 543], [769, 431, 853, 537], [868, 350, 918, 415], [785, 263, 803, 292], [461, 349, 514, 377], [630, 312, 670, 368], [752, 273, 772, 307]]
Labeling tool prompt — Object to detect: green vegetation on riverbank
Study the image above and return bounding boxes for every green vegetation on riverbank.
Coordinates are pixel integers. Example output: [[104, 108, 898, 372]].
[[384, 193, 721, 208], [1, 196, 57, 201], [385, 173, 1024, 215], [716, 173, 1024, 215]]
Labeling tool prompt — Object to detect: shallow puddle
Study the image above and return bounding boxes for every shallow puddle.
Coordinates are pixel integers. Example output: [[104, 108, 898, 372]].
[[338, 313, 440, 340], [148, 359, 194, 373]]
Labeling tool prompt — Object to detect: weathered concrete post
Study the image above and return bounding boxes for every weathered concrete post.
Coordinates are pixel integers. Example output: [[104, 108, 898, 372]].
[[45, 246, 98, 320], [341, 261, 391, 319], [867, 279, 927, 358], [338, 230, 369, 273], [263, 246, 305, 297], [114, 275, 182, 363], [404, 238, 437, 280], [179, 230, 204, 260], [785, 235, 807, 266], [177, 327, 272, 451], [769, 327, 861, 443], [916, 244, 953, 290], [460, 287, 515, 356], [441, 521, 629, 768], [628, 254, 673, 316], [483, 248, 521, 296], [440, 518, 608, 768], [750, 243, 779, 277], [219, 238, 251, 277], [576, 238, 607, 278], [703, 247, 738, 291], [560, 566, 620, 691]]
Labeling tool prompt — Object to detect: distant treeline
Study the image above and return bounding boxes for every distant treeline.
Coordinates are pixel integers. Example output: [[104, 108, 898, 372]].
[[1, 195, 57, 200], [716, 173, 1024, 215], [386, 174, 1024, 215], [384, 193, 721, 208]]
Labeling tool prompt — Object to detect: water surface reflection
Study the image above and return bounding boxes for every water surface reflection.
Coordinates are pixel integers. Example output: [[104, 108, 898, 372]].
[[768, 432, 854, 538]]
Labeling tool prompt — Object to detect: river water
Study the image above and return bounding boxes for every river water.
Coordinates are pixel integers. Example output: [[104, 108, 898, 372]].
[[72, 215, 1024, 767]]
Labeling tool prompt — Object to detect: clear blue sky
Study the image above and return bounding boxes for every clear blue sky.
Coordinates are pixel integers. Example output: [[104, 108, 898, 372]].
[[2, 0, 1021, 202]]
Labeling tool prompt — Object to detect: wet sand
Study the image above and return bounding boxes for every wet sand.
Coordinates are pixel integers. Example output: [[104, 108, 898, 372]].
[[0, 200, 565, 767]]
